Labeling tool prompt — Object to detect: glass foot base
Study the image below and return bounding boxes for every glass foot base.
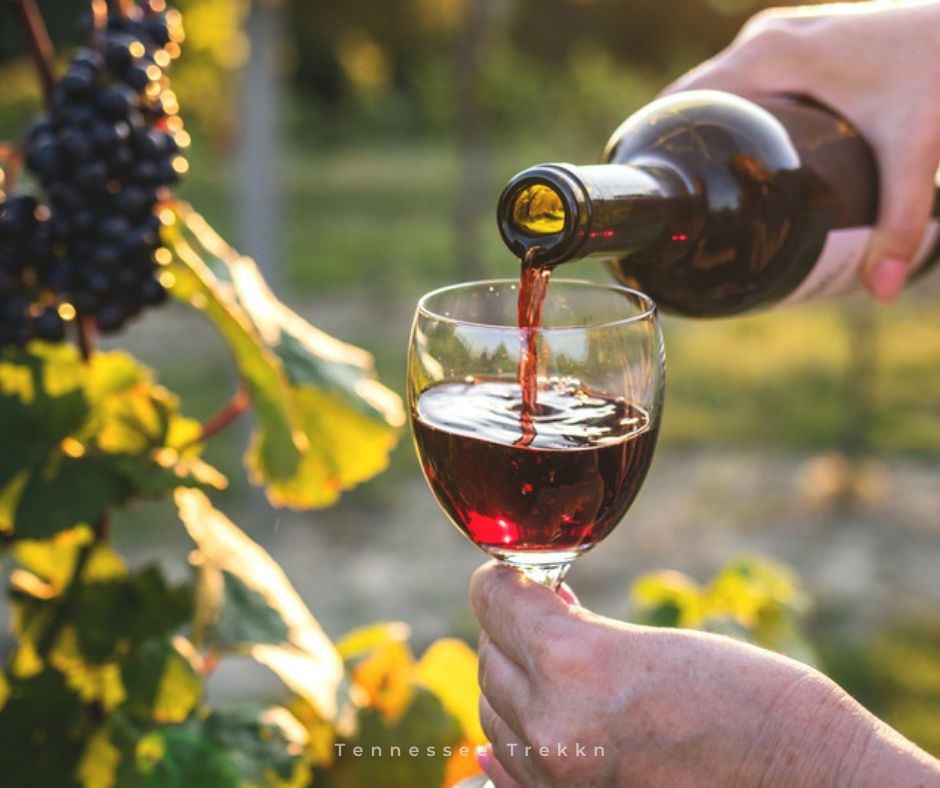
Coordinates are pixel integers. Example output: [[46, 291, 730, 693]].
[[488, 549, 580, 589], [452, 776, 493, 788]]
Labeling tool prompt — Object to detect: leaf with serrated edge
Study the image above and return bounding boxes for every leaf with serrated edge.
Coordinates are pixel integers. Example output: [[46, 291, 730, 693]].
[[167, 203, 404, 510], [175, 489, 343, 720]]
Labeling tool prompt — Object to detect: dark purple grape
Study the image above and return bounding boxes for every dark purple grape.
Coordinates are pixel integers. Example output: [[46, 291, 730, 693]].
[[1, 293, 28, 322], [25, 139, 60, 180], [60, 129, 93, 163], [100, 216, 131, 242], [49, 184, 83, 213], [123, 224, 157, 253], [105, 34, 138, 72], [131, 159, 159, 185], [71, 209, 98, 237], [73, 161, 110, 193], [61, 68, 96, 99], [97, 87, 137, 120], [92, 244, 122, 267], [91, 121, 128, 151], [72, 48, 104, 75], [123, 64, 152, 92], [34, 308, 66, 341], [117, 186, 154, 217], [95, 303, 126, 332], [43, 261, 75, 291], [156, 159, 180, 186], [27, 117, 56, 142], [145, 16, 172, 46], [132, 128, 170, 157], [108, 144, 136, 172], [82, 268, 112, 294], [138, 276, 167, 306]]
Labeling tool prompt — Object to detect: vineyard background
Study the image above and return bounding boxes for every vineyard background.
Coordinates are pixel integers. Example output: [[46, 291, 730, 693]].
[[0, 0, 938, 778]]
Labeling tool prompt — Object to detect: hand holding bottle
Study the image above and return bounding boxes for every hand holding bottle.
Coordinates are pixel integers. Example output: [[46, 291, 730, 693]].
[[665, 0, 940, 303]]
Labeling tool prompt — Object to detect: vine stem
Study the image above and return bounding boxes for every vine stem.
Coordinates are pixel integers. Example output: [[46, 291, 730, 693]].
[[198, 386, 250, 443], [77, 317, 96, 362], [9, 0, 57, 110]]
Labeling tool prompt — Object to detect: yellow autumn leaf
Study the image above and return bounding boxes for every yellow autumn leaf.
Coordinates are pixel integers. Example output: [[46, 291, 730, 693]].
[[76, 728, 120, 788], [247, 386, 401, 510], [336, 621, 411, 662], [416, 639, 484, 745], [81, 545, 128, 583], [50, 626, 126, 710], [351, 639, 416, 725], [0, 671, 10, 711], [152, 647, 202, 724], [12, 525, 94, 593], [168, 203, 404, 511], [175, 489, 344, 720], [286, 697, 337, 768], [0, 471, 29, 534], [631, 569, 705, 628]]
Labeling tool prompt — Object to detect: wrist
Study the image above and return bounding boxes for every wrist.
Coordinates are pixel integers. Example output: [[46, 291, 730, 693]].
[[744, 668, 872, 787]]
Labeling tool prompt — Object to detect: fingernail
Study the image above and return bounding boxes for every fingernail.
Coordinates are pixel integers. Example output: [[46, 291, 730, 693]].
[[477, 744, 492, 772], [870, 257, 908, 303], [556, 584, 579, 605]]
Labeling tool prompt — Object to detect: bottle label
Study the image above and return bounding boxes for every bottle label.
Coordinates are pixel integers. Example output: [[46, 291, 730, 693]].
[[782, 220, 940, 306]]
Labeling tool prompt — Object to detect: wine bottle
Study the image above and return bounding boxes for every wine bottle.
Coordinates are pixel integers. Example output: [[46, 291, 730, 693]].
[[497, 90, 940, 317]]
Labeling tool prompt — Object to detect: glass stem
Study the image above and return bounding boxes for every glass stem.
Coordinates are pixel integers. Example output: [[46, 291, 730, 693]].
[[503, 560, 572, 590]]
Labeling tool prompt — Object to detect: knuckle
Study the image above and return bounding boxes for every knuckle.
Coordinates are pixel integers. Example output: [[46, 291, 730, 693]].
[[738, 8, 807, 50], [477, 639, 495, 692], [479, 697, 498, 741]]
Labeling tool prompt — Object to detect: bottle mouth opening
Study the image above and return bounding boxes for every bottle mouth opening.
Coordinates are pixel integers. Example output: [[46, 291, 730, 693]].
[[511, 183, 566, 236], [497, 164, 592, 265]]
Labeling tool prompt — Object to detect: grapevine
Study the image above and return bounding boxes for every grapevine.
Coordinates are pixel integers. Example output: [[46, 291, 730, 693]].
[[0, 0, 187, 348]]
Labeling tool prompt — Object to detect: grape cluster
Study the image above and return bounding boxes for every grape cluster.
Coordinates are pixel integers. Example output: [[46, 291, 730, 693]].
[[0, 0, 186, 348]]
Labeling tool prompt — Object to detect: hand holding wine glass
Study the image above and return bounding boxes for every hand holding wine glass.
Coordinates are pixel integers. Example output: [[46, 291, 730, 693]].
[[469, 563, 940, 787]]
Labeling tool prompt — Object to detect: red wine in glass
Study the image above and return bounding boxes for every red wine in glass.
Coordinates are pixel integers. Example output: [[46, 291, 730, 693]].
[[412, 378, 658, 556]]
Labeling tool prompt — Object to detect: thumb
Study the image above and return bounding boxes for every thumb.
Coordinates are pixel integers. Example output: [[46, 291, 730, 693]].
[[862, 143, 939, 303]]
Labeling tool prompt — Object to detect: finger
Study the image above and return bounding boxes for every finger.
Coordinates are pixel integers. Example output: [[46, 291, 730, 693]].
[[479, 694, 536, 787], [478, 631, 530, 737], [659, 54, 745, 97], [556, 582, 579, 606], [470, 562, 572, 669], [485, 754, 524, 788], [470, 562, 569, 667], [862, 140, 940, 303]]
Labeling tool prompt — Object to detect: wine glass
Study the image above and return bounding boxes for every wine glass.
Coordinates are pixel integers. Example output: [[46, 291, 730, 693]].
[[408, 278, 665, 590]]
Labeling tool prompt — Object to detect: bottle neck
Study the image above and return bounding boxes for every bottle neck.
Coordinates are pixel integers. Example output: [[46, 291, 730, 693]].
[[497, 162, 686, 266]]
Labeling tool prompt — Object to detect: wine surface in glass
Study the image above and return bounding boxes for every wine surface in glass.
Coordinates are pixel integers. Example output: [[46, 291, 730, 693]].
[[413, 378, 657, 556]]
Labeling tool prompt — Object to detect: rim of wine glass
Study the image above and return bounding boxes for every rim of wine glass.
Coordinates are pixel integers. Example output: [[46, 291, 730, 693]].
[[416, 278, 658, 332]]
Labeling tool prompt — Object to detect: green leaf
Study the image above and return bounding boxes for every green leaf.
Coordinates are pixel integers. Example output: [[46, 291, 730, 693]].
[[212, 570, 292, 649], [132, 708, 308, 788], [121, 638, 202, 725], [176, 489, 344, 720], [321, 688, 462, 788], [72, 565, 193, 664], [135, 722, 242, 788], [166, 204, 404, 510], [0, 343, 90, 514], [15, 455, 128, 540], [0, 345, 225, 541], [0, 669, 90, 788]]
